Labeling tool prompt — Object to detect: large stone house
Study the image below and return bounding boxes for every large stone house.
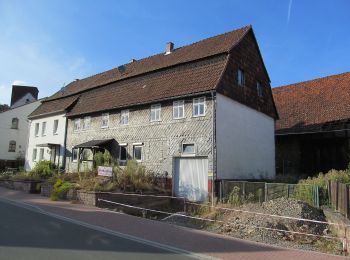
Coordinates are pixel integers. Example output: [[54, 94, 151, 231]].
[[28, 25, 278, 200], [273, 72, 350, 176], [0, 85, 40, 169]]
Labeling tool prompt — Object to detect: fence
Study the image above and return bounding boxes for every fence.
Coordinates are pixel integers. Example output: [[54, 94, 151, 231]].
[[329, 181, 350, 218], [218, 180, 320, 208]]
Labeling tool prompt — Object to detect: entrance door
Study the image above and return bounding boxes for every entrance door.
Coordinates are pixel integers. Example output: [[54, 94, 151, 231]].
[[174, 157, 208, 201]]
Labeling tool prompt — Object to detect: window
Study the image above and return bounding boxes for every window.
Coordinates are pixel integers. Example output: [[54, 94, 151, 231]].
[[133, 145, 143, 162], [237, 69, 245, 86], [72, 148, 78, 162], [82, 149, 93, 161], [41, 122, 47, 136], [74, 119, 80, 131], [101, 113, 109, 128], [120, 110, 129, 125], [35, 123, 39, 137], [150, 104, 161, 122], [119, 145, 127, 162], [182, 143, 195, 154], [11, 118, 19, 129], [83, 116, 91, 130], [53, 120, 59, 135], [8, 140, 16, 152], [193, 97, 206, 117], [173, 100, 185, 119], [32, 148, 37, 162], [257, 81, 263, 97], [39, 148, 44, 160]]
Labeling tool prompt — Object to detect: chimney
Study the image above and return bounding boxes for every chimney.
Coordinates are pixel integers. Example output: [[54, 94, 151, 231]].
[[165, 42, 174, 55], [130, 58, 136, 63]]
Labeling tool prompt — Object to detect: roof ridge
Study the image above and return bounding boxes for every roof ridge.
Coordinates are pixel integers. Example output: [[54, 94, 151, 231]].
[[274, 71, 350, 91]]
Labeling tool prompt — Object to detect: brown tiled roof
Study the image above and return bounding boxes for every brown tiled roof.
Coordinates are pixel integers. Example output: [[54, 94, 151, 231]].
[[47, 26, 251, 101], [67, 56, 226, 116], [273, 72, 350, 134], [29, 95, 79, 118]]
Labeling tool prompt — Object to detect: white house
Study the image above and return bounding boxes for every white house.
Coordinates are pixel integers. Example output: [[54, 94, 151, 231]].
[[0, 100, 41, 169]]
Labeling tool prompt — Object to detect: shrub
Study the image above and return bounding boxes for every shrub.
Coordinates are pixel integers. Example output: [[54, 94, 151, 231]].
[[50, 178, 75, 201], [94, 152, 104, 168], [226, 186, 241, 206], [30, 160, 56, 178]]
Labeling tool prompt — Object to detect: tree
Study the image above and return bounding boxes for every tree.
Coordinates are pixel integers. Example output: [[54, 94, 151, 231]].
[[0, 104, 10, 112]]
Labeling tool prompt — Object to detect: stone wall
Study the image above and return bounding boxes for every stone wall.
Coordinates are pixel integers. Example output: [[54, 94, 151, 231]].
[[65, 96, 214, 177]]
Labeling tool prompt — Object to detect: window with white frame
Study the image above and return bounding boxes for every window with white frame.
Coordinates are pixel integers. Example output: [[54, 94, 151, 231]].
[[173, 100, 185, 119], [101, 113, 109, 128], [53, 120, 59, 135], [237, 69, 245, 86], [83, 116, 91, 130], [72, 148, 78, 162], [133, 145, 143, 162], [74, 119, 80, 131], [11, 118, 19, 129], [32, 148, 37, 162], [257, 81, 263, 97], [8, 140, 16, 152], [41, 122, 47, 136], [150, 104, 161, 122], [182, 143, 195, 154], [39, 148, 44, 161], [119, 145, 127, 162], [193, 97, 206, 117], [34, 123, 39, 137], [120, 110, 129, 125]]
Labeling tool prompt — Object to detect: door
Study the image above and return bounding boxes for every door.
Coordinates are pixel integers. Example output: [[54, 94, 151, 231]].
[[174, 157, 208, 201]]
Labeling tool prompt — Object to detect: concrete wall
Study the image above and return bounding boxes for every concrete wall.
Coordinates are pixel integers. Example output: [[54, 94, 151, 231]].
[[25, 113, 67, 171], [65, 96, 214, 177], [216, 93, 275, 179], [0, 101, 41, 163]]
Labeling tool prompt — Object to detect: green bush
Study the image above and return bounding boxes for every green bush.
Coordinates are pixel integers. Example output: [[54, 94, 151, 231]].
[[30, 160, 56, 178], [226, 186, 241, 206], [94, 152, 104, 168], [50, 178, 75, 201]]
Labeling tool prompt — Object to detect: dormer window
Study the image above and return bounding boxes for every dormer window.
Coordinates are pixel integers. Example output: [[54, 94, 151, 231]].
[[237, 69, 245, 86], [11, 118, 19, 129]]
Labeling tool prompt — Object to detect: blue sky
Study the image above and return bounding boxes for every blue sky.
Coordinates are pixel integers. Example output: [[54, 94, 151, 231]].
[[0, 0, 349, 105]]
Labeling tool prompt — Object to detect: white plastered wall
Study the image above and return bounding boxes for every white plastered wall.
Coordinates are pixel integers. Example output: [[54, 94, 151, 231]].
[[216, 94, 275, 179]]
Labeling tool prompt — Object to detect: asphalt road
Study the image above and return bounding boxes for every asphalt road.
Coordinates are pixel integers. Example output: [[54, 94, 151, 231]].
[[0, 199, 195, 260]]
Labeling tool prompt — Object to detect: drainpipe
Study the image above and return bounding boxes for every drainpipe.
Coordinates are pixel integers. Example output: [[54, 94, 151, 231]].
[[62, 115, 68, 173], [211, 90, 217, 207]]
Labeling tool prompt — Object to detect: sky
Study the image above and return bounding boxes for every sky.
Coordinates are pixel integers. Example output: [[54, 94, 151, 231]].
[[0, 0, 349, 105]]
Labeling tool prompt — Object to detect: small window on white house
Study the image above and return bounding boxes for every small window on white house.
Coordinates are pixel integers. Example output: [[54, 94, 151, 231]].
[[72, 148, 78, 162], [32, 148, 37, 162], [83, 116, 91, 130], [39, 148, 44, 161], [74, 119, 80, 131], [173, 100, 185, 119], [193, 97, 206, 117], [237, 69, 245, 86], [41, 122, 47, 136], [53, 120, 59, 135], [150, 104, 161, 122], [257, 81, 263, 97], [101, 113, 109, 128], [35, 123, 39, 137], [8, 140, 16, 152], [120, 110, 129, 125], [182, 143, 195, 154], [133, 145, 143, 162], [119, 145, 127, 162], [11, 118, 19, 129]]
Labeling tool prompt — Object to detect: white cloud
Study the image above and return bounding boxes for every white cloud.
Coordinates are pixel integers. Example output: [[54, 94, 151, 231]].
[[287, 0, 293, 25]]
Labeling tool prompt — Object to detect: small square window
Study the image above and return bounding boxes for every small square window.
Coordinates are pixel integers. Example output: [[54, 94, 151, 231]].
[[237, 69, 245, 86], [150, 104, 161, 122], [133, 145, 143, 162], [8, 140, 16, 152], [120, 110, 129, 125], [173, 100, 185, 119], [193, 97, 206, 117], [53, 120, 59, 134], [182, 143, 195, 154], [83, 116, 91, 130], [11, 118, 19, 129], [101, 113, 109, 128], [74, 119, 80, 131]]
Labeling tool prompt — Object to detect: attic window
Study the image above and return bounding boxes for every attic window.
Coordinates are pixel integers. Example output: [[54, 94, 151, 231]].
[[11, 118, 19, 129], [237, 69, 245, 86]]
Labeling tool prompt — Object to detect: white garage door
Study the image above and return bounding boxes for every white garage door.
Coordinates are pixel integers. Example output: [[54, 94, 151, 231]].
[[174, 157, 208, 201]]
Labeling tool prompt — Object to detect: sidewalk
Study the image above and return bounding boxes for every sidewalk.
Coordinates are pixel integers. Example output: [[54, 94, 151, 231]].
[[0, 187, 346, 260]]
